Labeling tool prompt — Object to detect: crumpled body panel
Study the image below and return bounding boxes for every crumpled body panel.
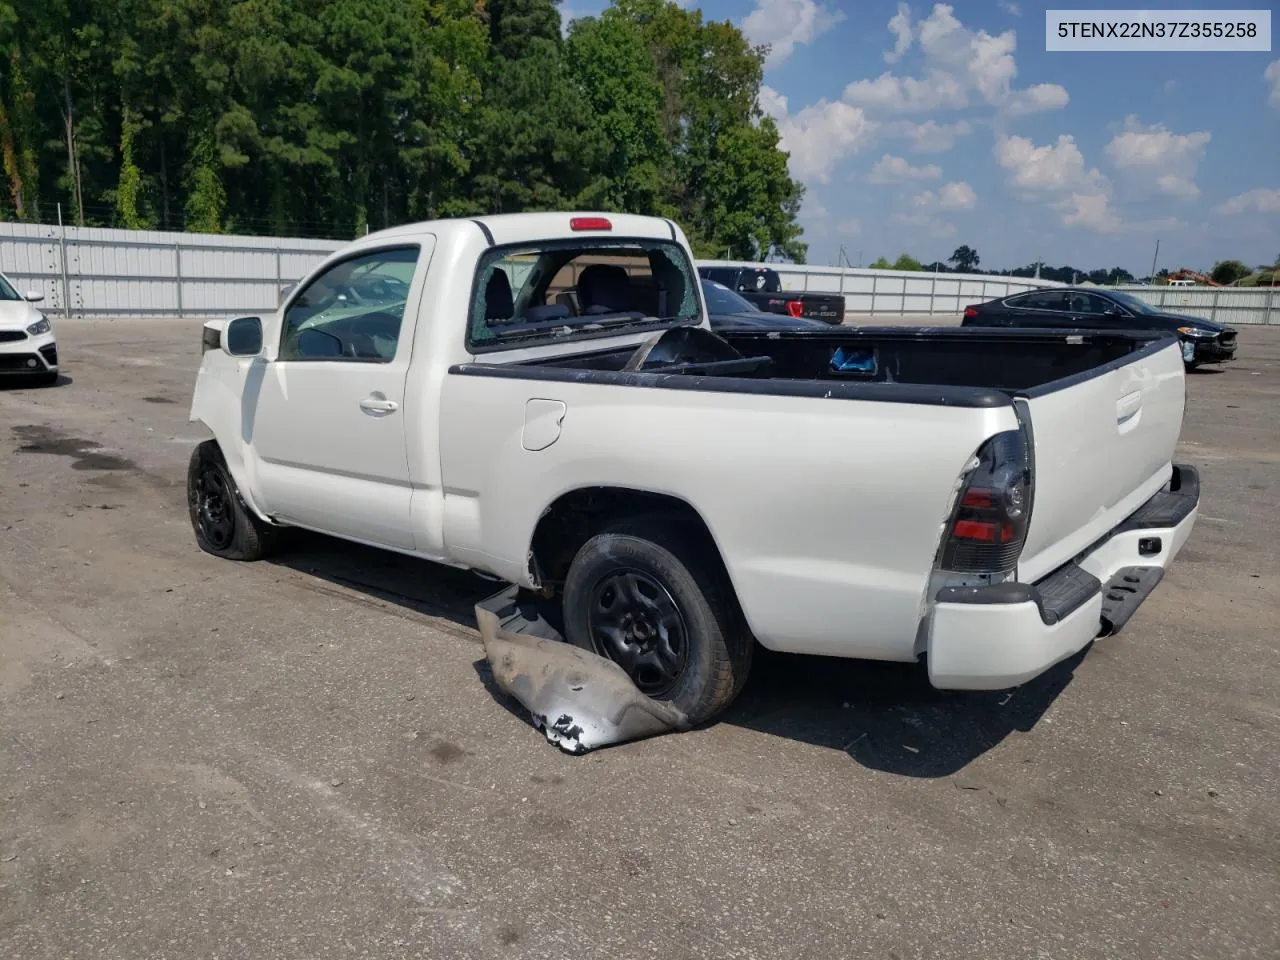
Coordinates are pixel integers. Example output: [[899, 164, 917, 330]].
[[476, 587, 690, 754]]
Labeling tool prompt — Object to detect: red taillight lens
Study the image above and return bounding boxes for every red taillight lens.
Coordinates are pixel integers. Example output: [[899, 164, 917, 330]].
[[963, 305, 978, 319], [786, 300, 804, 318], [570, 217, 612, 231], [939, 428, 1034, 574]]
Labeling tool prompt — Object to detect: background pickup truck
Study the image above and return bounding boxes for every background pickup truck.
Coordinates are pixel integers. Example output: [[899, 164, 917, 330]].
[[697, 265, 846, 324], [188, 212, 1199, 726]]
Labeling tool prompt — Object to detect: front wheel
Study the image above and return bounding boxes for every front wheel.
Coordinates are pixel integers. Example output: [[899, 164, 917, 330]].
[[187, 440, 279, 561], [561, 514, 753, 725]]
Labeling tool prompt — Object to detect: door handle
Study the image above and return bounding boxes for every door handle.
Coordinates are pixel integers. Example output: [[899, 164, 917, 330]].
[[359, 395, 399, 416]]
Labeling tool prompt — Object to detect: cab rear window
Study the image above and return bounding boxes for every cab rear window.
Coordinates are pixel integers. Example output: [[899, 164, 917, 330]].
[[468, 239, 700, 349]]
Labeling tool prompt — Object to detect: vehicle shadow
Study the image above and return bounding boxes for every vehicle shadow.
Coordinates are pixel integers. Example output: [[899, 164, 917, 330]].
[[720, 645, 1082, 778], [264, 531, 1078, 777], [264, 530, 497, 626], [0, 373, 73, 390]]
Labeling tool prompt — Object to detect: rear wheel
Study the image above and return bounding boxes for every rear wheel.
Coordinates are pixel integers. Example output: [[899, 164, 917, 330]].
[[561, 514, 753, 725], [187, 440, 278, 561]]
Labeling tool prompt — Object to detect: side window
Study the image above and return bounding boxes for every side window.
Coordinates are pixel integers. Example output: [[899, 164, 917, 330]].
[[1068, 293, 1113, 316], [280, 246, 420, 362], [1010, 291, 1067, 311]]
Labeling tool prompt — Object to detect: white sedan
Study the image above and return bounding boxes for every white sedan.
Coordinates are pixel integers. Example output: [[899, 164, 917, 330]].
[[0, 270, 58, 386]]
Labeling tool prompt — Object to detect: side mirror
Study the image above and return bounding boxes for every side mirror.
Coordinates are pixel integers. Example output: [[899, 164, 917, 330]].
[[24, 291, 44, 303], [223, 316, 263, 356]]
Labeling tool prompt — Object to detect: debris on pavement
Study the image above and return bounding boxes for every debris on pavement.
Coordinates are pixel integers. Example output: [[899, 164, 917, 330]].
[[476, 586, 690, 755]]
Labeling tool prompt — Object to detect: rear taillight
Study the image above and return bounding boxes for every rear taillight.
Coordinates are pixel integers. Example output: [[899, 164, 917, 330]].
[[786, 300, 804, 318], [963, 305, 978, 319], [939, 427, 1034, 575]]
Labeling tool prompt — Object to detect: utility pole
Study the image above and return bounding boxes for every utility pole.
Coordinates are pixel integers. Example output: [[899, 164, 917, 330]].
[[1149, 239, 1160, 282]]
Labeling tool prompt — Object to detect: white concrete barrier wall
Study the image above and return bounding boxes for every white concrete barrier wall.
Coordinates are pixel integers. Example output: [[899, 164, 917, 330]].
[[697, 260, 1063, 317], [0, 221, 343, 318], [2, 221, 1276, 324]]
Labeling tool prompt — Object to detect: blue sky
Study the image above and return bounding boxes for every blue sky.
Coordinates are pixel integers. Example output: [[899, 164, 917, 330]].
[[562, 1, 1280, 274]]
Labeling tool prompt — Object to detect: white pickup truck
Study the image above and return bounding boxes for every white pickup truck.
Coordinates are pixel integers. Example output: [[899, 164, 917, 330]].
[[187, 212, 1200, 724]]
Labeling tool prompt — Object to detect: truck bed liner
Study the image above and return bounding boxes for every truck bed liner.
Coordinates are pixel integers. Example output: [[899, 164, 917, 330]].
[[454, 326, 1174, 405]]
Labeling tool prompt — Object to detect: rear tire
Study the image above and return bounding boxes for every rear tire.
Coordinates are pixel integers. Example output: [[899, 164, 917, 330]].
[[187, 440, 278, 561], [561, 514, 753, 725]]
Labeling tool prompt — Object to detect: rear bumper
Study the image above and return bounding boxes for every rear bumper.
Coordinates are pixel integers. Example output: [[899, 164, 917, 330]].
[[927, 463, 1200, 690]]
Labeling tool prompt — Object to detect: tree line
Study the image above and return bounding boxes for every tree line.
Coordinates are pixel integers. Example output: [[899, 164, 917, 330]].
[[861, 245, 1280, 286], [0, 0, 807, 261]]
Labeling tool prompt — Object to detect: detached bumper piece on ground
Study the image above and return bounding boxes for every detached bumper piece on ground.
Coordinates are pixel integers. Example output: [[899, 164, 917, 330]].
[[476, 586, 691, 754]]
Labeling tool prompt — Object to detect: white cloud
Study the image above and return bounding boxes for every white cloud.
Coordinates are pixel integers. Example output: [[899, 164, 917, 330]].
[[1214, 188, 1280, 215], [844, 70, 969, 112], [1058, 193, 1121, 233], [911, 181, 976, 212], [758, 85, 789, 121], [1104, 116, 1210, 201], [887, 119, 973, 153], [742, 0, 845, 66], [775, 100, 877, 183], [995, 133, 1102, 192], [885, 3, 913, 63], [842, 3, 1067, 117], [995, 133, 1120, 232], [938, 180, 977, 210], [867, 153, 943, 183], [1005, 83, 1070, 117], [999, 1, 1021, 15], [837, 218, 861, 235], [1267, 60, 1280, 109]]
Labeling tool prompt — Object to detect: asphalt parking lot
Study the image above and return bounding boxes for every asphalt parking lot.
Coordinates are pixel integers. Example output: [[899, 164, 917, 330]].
[[2, 318, 1278, 960]]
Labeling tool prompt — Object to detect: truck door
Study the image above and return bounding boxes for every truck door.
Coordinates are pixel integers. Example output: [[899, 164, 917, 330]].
[[246, 240, 433, 550]]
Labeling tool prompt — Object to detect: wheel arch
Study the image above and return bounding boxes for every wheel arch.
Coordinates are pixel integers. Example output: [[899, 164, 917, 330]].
[[191, 430, 273, 526], [527, 486, 738, 601]]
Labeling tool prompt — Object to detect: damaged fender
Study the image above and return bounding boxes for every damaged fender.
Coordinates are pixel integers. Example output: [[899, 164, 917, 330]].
[[476, 586, 690, 754]]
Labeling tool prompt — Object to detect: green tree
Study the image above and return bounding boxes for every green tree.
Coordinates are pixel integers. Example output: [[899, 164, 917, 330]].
[[948, 244, 979, 273], [1210, 259, 1250, 285], [465, 0, 610, 213], [868, 256, 891, 269], [891, 253, 922, 271]]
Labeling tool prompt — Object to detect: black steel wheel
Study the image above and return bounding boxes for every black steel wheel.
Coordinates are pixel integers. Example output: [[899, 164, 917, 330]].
[[186, 440, 278, 561], [562, 513, 753, 725], [192, 461, 236, 551], [586, 569, 690, 697]]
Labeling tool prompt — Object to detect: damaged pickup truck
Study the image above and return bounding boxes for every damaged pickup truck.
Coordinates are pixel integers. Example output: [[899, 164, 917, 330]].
[[187, 212, 1200, 733]]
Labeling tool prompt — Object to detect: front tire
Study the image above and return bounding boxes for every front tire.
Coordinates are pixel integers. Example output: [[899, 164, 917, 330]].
[[187, 440, 278, 561], [561, 514, 753, 725]]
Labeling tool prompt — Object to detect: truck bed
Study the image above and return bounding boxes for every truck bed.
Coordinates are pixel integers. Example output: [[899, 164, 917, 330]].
[[465, 326, 1172, 403]]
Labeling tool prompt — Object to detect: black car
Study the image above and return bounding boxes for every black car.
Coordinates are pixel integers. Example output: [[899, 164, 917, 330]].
[[697, 266, 846, 325], [962, 287, 1236, 369], [701, 278, 830, 332]]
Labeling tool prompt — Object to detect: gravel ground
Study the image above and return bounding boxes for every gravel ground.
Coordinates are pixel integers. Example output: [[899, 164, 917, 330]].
[[1, 317, 1277, 960]]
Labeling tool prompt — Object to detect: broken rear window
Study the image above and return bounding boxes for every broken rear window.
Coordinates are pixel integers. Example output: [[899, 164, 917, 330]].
[[467, 239, 700, 349]]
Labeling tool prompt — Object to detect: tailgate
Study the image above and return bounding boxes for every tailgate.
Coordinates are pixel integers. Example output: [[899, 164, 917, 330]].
[[1016, 339, 1186, 583], [799, 294, 845, 323]]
